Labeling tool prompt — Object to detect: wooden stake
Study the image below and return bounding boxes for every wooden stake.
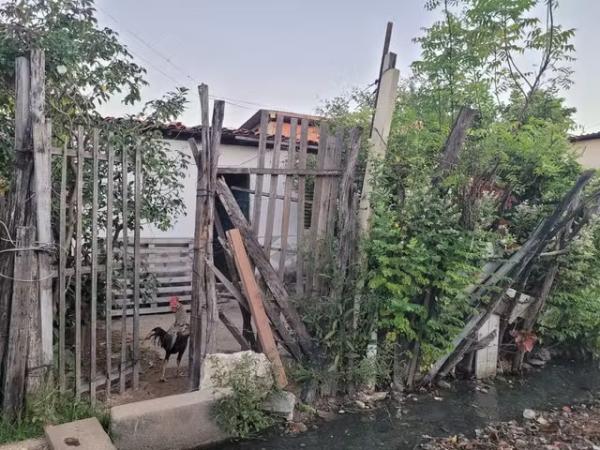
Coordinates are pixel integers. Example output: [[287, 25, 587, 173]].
[[120, 141, 129, 394], [279, 117, 298, 278], [75, 126, 84, 398], [1, 227, 36, 419], [227, 229, 287, 388], [252, 111, 269, 236], [132, 144, 142, 389], [263, 113, 284, 257], [105, 134, 115, 398], [295, 119, 309, 295], [90, 129, 99, 402], [58, 144, 68, 391]]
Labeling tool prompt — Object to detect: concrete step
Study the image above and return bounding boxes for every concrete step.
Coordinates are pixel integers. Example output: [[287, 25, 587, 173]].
[[44, 418, 114, 450]]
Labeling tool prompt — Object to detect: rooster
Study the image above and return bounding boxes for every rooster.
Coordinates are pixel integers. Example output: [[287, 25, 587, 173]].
[[146, 297, 190, 381]]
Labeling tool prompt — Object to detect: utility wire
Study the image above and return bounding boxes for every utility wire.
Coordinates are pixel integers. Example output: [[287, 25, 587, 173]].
[[96, 6, 285, 113]]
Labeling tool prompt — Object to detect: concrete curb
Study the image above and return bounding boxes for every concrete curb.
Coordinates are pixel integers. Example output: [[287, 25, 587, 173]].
[[110, 389, 230, 450]]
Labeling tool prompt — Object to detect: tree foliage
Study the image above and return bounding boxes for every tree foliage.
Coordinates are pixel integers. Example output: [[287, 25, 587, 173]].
[[361, 0, 593, 381], [0, 0, 190, 238]]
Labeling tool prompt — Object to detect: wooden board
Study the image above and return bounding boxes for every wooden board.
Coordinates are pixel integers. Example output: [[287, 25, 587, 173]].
[[74, 126, 84, 398], [263, 114, 284, 257], [227, 228, 287, 388], [251, 110, 269, 235], [58, 144, 67, 391], [132, 144, 142, 389], [90, 129, 99, 402], [105, 134, 115, 398], [475, 313, 500, 379], [278, 117, 297, 277], [120, 142, 129, 394], [295, 119, 309, 295]]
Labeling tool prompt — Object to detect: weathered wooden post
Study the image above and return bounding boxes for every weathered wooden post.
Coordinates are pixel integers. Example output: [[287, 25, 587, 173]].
[[0, 51, 53, 408], [30, 49, 54, 373], [1, 227, 36, 419], [189, 84, 224, 390], [353, 49, 400, 388]]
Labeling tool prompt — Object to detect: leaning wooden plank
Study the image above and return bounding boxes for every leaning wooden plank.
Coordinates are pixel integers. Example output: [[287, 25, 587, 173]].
[[227, 228, 287, 388], [251, 110, 269, 236], [132, 144, 142, 389], [1, 227, 35, 419], [278, 117, 298, 278], [58, 144, 68, 391], [218, 310, 250, 351], [30, 50, 53, 367], [295, 119, 309, 295], [105, 134, 115, 399], [263, 113, 284, 257], [90, 129, 100, 403], [120, 143, 129, 394], [207, 260, 249, 312], [216, 178, 314, 359], [75, 126, 84, 398]]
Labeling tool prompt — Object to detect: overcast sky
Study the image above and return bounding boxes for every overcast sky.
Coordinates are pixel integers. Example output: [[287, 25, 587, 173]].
[[94, 0, 600, 133]]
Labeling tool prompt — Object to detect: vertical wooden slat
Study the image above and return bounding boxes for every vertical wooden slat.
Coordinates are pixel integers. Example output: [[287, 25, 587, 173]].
[[120, 144, 129, 394], [105, 134, 114, 398], [251, 110, 269, 237], [306, 122, 329, 294], [30, 50, 53, 368], [278, 118, 297, 278], [132, 144, 142, 389], [74, 126, 84, 398], [58, 143, 67, 391], [263, 113, 284, 258], [205, 99, 225, 355], [295, 119, 309, 295], [90, 129, 99, 403], [312, 134, 336, 293], [326, 132, 343, 239]]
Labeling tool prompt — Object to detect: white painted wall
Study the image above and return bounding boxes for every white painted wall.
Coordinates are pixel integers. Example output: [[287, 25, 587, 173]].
[[573, 138, 600, 169], [143, 139, 300, 268]]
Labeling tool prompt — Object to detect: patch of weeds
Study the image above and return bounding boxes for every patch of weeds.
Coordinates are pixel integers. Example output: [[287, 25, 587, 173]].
[[0, 383, 109, 445], [211, 355, 276, 439]]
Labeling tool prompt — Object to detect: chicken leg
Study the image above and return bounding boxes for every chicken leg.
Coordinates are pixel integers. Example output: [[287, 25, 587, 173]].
[[160, 357, 168, 382]]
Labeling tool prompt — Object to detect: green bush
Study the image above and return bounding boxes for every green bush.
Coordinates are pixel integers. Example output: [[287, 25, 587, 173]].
[[211, 355, 275, 439]]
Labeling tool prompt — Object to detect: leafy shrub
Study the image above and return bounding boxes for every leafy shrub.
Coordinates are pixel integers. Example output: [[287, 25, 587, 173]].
[[211, 355, 275, 439]]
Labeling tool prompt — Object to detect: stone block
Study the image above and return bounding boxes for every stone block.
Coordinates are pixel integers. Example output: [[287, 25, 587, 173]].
[[262, 391, 296, 421], [200, 351, 273, 391], [44, 418, 114, 450]]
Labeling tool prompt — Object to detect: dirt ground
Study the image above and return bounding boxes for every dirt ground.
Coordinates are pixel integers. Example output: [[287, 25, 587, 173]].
[[422, 401, 600, 450], [108, 299, 245, 406]]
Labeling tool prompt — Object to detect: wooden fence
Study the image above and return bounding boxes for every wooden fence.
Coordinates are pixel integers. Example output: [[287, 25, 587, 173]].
[[217, 111, 344, 295], [50, 126, 142, 400]]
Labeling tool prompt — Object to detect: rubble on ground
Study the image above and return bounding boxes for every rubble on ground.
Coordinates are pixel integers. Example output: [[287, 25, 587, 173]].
[[421, 402, 600, 450]]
